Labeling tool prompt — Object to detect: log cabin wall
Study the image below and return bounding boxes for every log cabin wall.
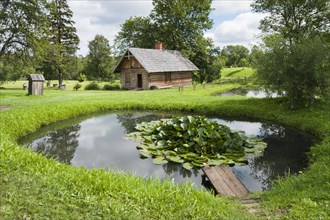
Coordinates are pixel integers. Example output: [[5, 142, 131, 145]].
[[149, 72, 192, 88], [119, 58, 149, 90]]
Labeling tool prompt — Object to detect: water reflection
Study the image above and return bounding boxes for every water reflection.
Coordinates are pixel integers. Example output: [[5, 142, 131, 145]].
[[19, 112, 314, 192], [28, 124, 80, 164], [218, 88, 282, 98]]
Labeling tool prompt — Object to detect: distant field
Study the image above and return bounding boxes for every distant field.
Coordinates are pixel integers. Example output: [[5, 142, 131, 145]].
[[1, 80, 120, 91], [220, 67, 256, 79]]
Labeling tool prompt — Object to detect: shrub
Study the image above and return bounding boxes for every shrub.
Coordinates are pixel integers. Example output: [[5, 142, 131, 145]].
[[84, 82, 100, 90], [103, 84, 120, 90], [73, 83, 82, 91]]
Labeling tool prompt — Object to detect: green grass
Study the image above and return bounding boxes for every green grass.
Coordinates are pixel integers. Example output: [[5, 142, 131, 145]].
[[221, 67, 256, 80], [1, 81, 329, 219]]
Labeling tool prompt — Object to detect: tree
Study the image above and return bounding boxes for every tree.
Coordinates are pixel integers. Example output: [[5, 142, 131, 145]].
[[113, 17, 156, 56], [255, 36, 329, 108], [0, 0, 49, 57], [39, 0, 79, 86], [252, 0, 330, 45], [221, 45, 250, 67], [252, 0, 330, 107], [113, 0, 220, 83], [85, 35, 115, 81], [0, 0, 50, 84]]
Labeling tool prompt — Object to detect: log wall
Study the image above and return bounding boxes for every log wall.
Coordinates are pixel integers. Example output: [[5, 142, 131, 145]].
[[149, 72, 192, 88]]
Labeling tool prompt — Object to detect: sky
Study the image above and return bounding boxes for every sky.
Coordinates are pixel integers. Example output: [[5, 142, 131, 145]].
[[67, 0, 266, 56]]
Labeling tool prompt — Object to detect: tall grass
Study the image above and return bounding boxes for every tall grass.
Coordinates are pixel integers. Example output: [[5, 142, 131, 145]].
[[1, 82, 330, 219]]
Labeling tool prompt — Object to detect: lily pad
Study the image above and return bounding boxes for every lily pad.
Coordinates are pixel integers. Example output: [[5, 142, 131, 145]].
[[127, 115, 267, 170]]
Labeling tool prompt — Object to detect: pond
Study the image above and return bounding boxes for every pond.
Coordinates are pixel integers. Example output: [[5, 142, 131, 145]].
[[218, 88, 283, 98], [18, 112, 314, 192]]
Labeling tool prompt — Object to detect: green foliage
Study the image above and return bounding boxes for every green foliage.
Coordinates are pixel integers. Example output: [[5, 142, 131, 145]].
[[255, 36, 330, 108], [252, 0, 330, 108], [0, 54, 35, 85], [113, 17, 155, 56], [39, 0, 79, 85], [114, 0, 218, 82], [102, 83, 120, 91], [252, 0, 330, 43], [84, 82, 100, 90], [128, 116, 266, 169], [221, 45, 250, 67], [77, 73, 86, 82], [85, 35, 115, 81], [73, 83, 81, 91], [0, 0, 50, 57]]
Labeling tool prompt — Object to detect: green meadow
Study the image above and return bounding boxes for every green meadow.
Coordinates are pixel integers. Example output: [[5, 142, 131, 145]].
[[0, 80, 329, 219]]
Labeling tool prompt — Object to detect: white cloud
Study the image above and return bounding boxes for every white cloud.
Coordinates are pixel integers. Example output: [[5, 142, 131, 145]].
[[68, 1, 153, 55], [213, 0, 253, 15], [68, 0, 263, 55], [213, 12, 266, 48]]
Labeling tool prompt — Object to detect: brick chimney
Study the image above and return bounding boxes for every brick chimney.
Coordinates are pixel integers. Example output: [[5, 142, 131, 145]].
[[155, 42, 163, 50]]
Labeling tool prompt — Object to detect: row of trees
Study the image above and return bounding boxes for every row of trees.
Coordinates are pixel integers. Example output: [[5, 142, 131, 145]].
[[0, 0, 117, 85]]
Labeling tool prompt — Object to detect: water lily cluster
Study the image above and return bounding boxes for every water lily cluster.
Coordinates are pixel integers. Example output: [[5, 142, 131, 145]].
[[128, 116, 267, 170]]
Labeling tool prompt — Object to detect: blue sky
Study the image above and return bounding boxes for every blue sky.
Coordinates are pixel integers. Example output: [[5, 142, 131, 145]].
[[68, 0, 266, 56]]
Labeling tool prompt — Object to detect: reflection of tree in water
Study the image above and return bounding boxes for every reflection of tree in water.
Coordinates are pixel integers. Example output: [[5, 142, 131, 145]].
[[117, 113, 170, 134], [161, 162, 199, 178], [247, 123, 313, 190], [258, 122, 286, 138], [27, 124, 81, 165]]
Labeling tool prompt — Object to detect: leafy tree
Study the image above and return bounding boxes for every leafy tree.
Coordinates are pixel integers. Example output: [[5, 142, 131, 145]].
[[38, 0, 79, 86], [0, 0, 49, 57], [113, 17, 155, 56], [221, 45, 250, 67], [252, 0, 330, 45], [0, 54, 35, 85], [0, 0, 50, 84], [248, 45, 262, 66], [255, 36, 329, 108], [252, 0, 330, 107], [113, 0, 219, 83], [85, 35, 115, 81]]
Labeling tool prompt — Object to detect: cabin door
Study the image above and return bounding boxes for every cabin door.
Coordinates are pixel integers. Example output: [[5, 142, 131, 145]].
[[137, 74, 143, 88]]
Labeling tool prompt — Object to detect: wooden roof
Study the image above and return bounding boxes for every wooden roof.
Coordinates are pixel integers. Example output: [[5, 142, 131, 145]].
[[113, 48, 199, 73], [28, 74, 45, 81]]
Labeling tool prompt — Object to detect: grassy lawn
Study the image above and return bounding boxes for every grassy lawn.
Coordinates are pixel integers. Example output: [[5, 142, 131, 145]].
[[221, 67, 256, 79], [0, 81, 329, 219]]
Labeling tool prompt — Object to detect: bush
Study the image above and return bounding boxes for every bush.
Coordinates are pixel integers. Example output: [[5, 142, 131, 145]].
[[103, 84, 120, 90], [84, 82, 100, 90], [77, 74, 87, 82], [73, 83, 82, 91]]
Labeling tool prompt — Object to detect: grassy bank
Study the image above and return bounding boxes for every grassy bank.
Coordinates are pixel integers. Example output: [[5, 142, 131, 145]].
[[1, 83, 329, 219]]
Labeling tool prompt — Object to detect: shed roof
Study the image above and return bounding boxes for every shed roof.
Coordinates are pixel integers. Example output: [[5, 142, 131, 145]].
[[29, 74, 45, 81], [113, 48, 199, 73]]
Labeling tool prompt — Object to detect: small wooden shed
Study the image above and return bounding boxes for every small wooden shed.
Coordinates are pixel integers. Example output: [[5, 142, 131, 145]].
[[28, 74, 45, 95], [113, 44, 199, 90]]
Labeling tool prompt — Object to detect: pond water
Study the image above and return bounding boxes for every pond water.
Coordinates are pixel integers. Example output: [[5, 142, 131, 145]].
[[18, 112, 314, 192], [218, 88, 283, 98]]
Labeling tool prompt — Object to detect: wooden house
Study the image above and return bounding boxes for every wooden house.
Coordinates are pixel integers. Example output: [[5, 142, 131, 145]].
[[113, 43, 199, 90], [28, 74, 45, 95]]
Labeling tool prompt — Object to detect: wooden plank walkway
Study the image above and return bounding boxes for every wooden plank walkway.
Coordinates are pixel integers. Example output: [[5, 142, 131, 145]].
[[202, 165, 249, 197]]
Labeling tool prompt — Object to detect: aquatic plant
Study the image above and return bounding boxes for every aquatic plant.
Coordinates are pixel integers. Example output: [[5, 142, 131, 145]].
[[128, 116, 267, 169]]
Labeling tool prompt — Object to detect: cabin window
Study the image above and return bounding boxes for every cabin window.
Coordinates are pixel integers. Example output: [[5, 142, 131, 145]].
[[125, 72, 131, 84], [165, 72, 171, 83]]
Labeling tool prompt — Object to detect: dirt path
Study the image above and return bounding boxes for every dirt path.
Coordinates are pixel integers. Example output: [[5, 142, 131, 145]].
[[0, 106, 10, 110]]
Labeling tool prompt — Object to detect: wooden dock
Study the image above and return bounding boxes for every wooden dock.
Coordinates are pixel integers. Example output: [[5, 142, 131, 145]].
[[202, 165, 249, 197]]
